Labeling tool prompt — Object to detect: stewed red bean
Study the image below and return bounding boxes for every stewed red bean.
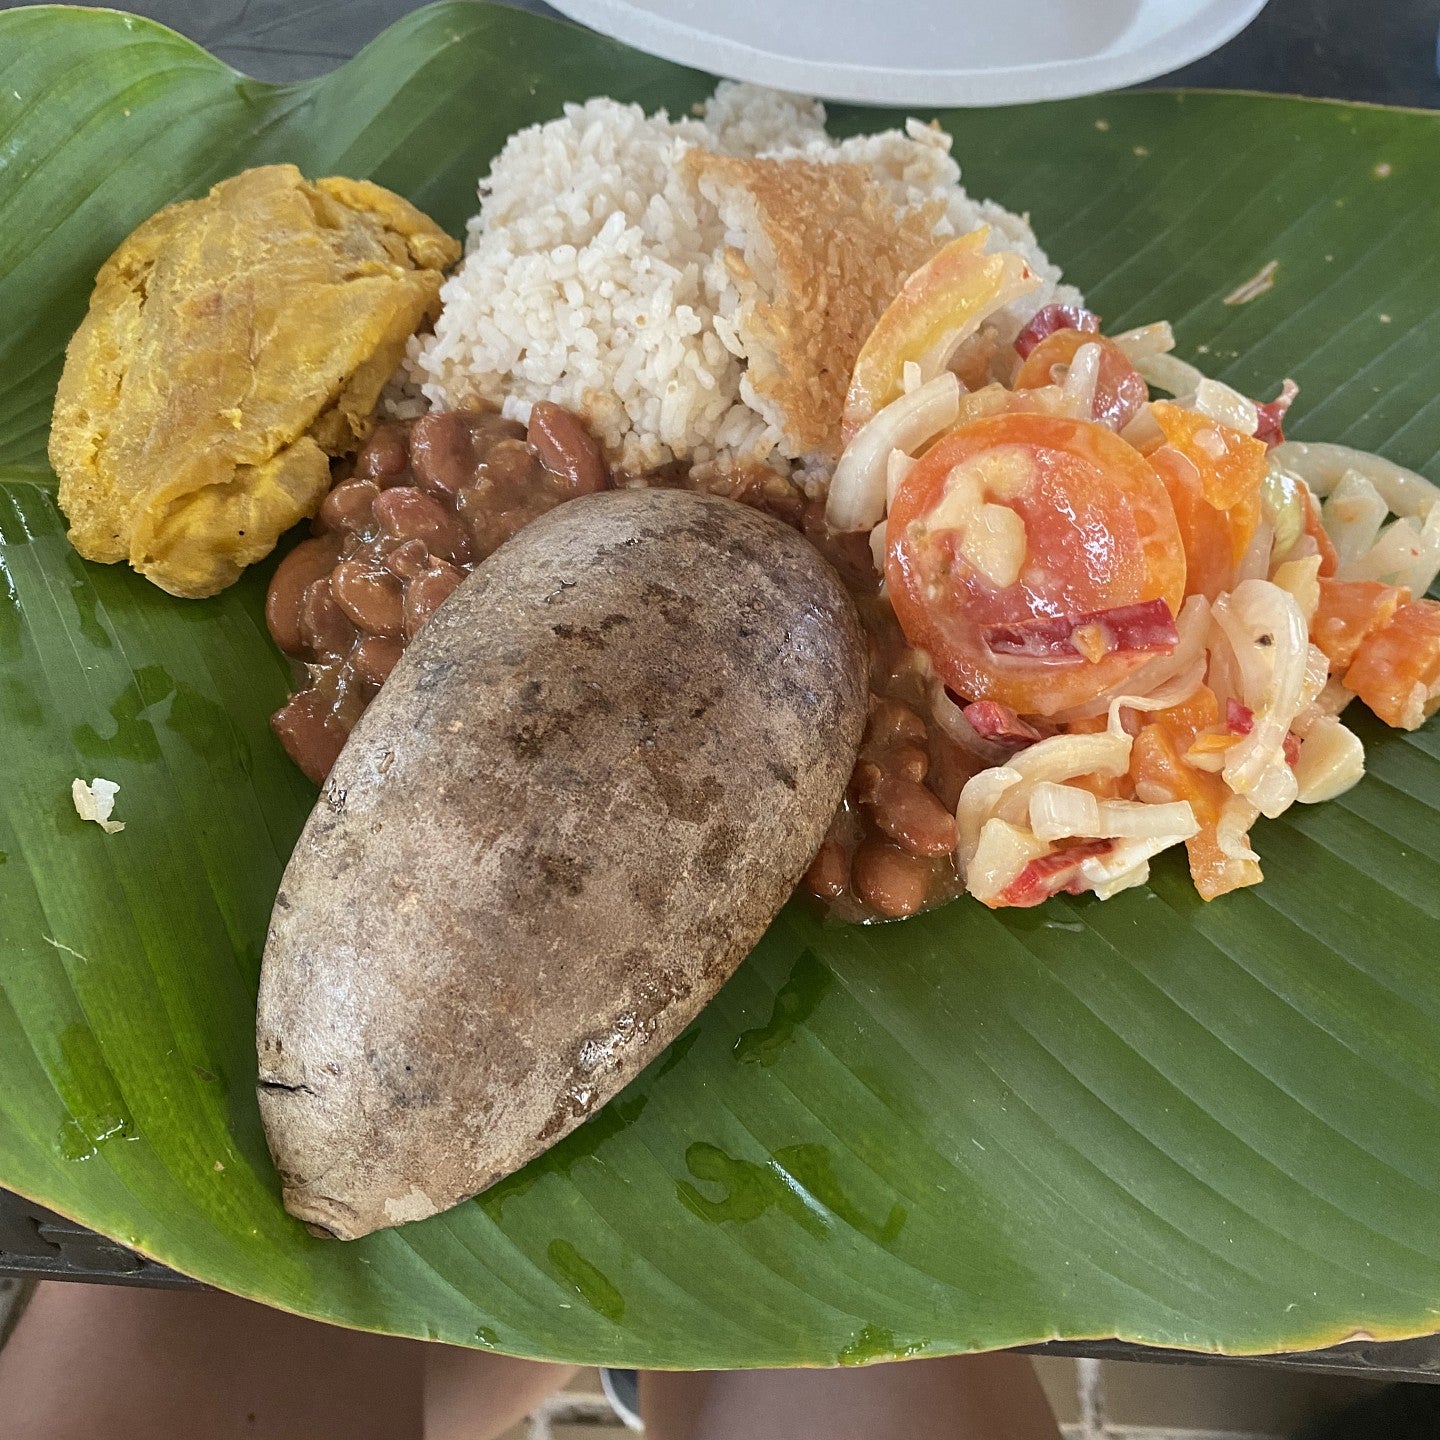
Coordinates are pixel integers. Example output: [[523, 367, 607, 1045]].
[[528, 401, 609, 495], [403, 559, 464, 639], [268, 402, 977, 924], [887, 742, 929, 784], [266, 404, 612, 785], [865, 697, 928, 749], [351, 635, 404, 687], [863, 773, 958, 857], [354, 422, 411, 482], [802, 840, 850, 900], [331, 560, 404, 638], [851, 840, 933, 919], [374, 486, 472, 565], [266, 536, 342, 656], [319, 479, 381, 534], [300, 578, 357, 659]]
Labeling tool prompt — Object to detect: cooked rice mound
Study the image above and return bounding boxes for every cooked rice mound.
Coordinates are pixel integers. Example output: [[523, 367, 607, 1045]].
[[407, 83, 1079, 483]]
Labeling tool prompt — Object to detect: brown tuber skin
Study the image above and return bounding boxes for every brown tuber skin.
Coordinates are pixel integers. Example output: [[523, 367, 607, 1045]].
[[255, 488, 868, 1239]]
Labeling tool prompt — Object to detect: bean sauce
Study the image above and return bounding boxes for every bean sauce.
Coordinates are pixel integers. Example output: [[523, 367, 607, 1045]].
[[266, 403, 609, 783]]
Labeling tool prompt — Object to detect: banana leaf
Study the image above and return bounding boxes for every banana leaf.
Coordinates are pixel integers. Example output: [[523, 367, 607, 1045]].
[[2, 0, 1439, 1367]]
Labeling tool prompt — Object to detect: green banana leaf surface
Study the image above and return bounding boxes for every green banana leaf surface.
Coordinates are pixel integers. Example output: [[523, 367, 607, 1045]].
[[2, 0, 1440, 1368]]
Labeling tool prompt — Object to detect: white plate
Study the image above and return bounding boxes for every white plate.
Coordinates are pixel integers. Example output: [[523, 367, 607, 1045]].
[[548, 0, 1269, 106]]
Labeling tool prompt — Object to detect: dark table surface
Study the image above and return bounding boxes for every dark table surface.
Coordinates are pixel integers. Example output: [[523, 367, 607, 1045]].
[[4, 0, 1440, 1383]]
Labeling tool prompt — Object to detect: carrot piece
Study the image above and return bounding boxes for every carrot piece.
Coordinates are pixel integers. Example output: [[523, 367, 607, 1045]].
[[1312, 577, 1407, 673], [1344, 598, 1440, 730]]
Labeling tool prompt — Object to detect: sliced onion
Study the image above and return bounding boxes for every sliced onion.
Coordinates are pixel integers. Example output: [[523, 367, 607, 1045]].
[[1235, 519, 1275, 584], [1324, 470, 1389, 570], [1103, 655, 1208, 736], [991, 731, 1134, 831], [1191, 378, 1260, 436], [1349, 509, 1440, 595], [1210, 579, 1308, 815], [826, 372, 960, 532], [1315, 677, 1357, 718], [1300, 642, 1330, 711], [1028, 782, 1196, 844], [929, 681, 1017, 769], [1261, 464, 1310, 563], [1403, 504, 1440, 597], [1271, 441, 1440, 521], [1293, 716, 1365, 803], [1110, 321, 1175, 361], [1079, 833, 1191, 900], [885, 448, 917, 508], [965, 818, 1050, 906], [1061, 341, 1101, 419], [956, 765, 1024, 870], [1119, 403, 1165, 451], [869, 520, 888, 576], [1135, 350, 1207, 397], [1095, 798, 1198, 842], [1216, 794, 1262, 862], [1027, 782, 1100, 842]]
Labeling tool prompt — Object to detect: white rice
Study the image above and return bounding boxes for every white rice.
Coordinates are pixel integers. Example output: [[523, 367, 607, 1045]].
[[405, 82, 1079, 481]]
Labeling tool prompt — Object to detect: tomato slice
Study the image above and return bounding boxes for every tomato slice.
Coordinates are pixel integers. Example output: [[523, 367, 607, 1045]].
[[885, 412, 1186, 715], [1149, 401, 1267, 511], [1012, 329, 1148, 431], [1149, 444, 1259, 601]]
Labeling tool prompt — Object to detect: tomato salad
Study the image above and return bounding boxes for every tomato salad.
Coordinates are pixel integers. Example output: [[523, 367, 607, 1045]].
[[812, 235, 1440, 916]]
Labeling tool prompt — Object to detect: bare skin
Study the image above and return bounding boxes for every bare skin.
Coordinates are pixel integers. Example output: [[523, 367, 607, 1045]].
[[0, 1283, 1061, 1440]]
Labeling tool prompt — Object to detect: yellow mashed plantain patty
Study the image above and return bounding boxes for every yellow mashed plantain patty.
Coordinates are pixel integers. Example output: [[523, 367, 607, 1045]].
[[49, 164, 459, 598]]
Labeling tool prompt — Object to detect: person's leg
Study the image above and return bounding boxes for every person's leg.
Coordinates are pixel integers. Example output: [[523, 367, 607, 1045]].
[[0, 1281, 425, 1440], [639, 1352, 1062, 1440], [423, 1348, 577, 1440]]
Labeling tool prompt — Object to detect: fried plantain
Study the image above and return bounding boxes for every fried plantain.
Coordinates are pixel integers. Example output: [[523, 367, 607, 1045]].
[[50, 165, 460, 598]]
